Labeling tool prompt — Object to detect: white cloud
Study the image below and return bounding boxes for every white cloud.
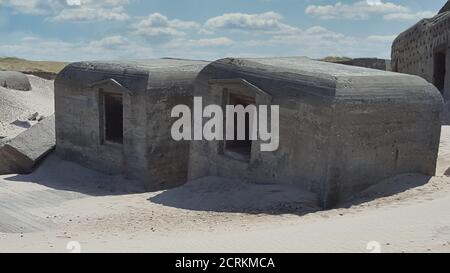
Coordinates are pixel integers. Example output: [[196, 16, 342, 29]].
[[0, 34, 152, 61], [1, 0, 131, 22], [167, 37, 235, 49], [66, 0, 81, 6], [239, 25, 395, 59], [85, 35, 153, 58], [383, 11, 436, 21], [367, 34, 396, 42], [50, 6, 129, 22], [132, 13, 200, 39], [304, 26, 345, 39], [51, 0, 130, 22], [89, 35, 133, 49], [305, 0, 436, 21], [0, 0, 49, 14], [205, 12, 299, 34]]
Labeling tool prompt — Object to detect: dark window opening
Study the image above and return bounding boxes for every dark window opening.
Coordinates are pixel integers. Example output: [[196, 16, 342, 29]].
[[434, 50, 447, 93], [102, 92, 123, 144], [225, 93, 255, 159]]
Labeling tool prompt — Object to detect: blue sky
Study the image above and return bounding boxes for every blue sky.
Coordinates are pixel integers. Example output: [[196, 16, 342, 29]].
[[0, 0, 445, 61]]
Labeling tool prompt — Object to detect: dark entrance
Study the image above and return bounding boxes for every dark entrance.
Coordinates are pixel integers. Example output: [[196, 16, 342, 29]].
[[225, 93, 255, 159], [102, 92, 123, 144], [434, 49, 447, 93]]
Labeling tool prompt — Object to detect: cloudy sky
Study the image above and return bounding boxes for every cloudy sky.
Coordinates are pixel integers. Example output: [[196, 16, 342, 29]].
[[0, 0, 444, 61]]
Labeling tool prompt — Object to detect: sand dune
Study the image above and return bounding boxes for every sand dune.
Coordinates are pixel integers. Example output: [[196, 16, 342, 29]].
[[0, 75, 54, 142]]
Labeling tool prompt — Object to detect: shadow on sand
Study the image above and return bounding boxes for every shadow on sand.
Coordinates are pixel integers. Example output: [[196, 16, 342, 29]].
[[340, 174, 432, 208], [4, 154, 145, 196], [149, 176, 321, 216], [150, 174, 434, 215], [4, 153, 435, 215]]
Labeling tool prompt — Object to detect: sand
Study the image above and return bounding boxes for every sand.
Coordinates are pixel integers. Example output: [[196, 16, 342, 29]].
[[1, 127, 450, 253], [0, 75, 54, 142]]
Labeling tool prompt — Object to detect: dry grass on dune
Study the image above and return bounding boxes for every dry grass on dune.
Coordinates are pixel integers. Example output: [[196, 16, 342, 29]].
[[319, 56, 353, 63], [0, 57, 68, 74]]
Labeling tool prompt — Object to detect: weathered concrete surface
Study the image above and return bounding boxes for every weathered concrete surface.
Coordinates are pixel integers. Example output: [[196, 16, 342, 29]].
[[189, 57, 443, 208], [0, 71, 31, 91], [0, 115, 55, 175], [54, 59, 208, 191], [391, 3, 450, 123], [333, 58, 391, 71], [391, 7, 444, 96]]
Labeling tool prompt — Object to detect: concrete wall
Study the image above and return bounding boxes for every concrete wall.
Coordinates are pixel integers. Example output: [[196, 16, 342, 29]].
[[189, 59, 339, 199], [142, 66, 207, 190], [144, 85, 193, 190], [189, 76, 334, 195], [323, 81, 442, 206]]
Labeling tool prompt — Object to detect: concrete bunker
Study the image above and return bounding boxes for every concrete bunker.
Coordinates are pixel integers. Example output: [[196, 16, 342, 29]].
[[391, 2, 450, 100], [0, 71, 32, 91], [55, 56, 443, 208], [54, 59, 208, 190], [188, 57, 443, 208], [391, 2, 450, 122]]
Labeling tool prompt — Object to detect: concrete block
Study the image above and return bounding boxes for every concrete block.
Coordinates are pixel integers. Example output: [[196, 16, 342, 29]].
[[0, 115, 55, 174]]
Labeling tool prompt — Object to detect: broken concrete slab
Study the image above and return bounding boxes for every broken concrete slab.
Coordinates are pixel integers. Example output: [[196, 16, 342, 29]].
[[0, 115, 55, 175]]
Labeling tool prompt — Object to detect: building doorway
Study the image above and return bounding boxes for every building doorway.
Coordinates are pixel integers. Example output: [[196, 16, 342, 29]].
[[101, 91, 123, 144], [434, 49, 447, 94], [225, 93, 255, 160]]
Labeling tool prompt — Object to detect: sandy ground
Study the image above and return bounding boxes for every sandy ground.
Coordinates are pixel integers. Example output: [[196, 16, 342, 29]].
[[0, 75, 54, 142], [0, 126, 450, 253]]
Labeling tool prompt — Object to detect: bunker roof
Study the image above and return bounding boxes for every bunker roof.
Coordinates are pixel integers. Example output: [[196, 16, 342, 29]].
[[199, 57, 435, 99], [56, 58, 209, 90]]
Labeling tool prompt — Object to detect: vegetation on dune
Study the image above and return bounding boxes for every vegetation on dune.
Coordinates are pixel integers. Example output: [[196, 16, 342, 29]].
[[319, 56, 353, 63], [0, 57, 69, 74]]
